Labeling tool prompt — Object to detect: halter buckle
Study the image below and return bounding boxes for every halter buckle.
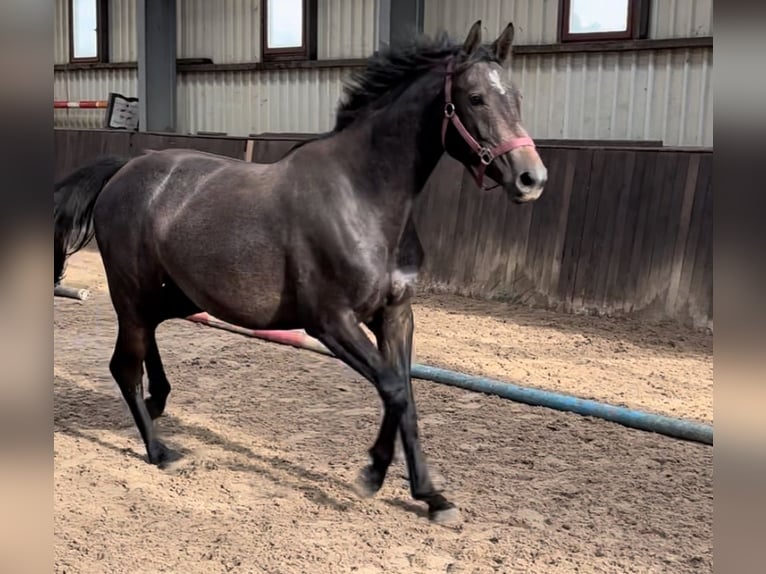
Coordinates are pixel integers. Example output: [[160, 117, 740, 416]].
[[444, 103, 456, 118], [478, 147, 494, 165]]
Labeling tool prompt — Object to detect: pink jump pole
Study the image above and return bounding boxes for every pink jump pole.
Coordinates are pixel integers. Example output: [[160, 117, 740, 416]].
[[185, 312, 332, 357]]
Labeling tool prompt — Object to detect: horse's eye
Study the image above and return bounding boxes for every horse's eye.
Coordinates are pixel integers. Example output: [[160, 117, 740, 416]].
[[469, 94, 484, 106]]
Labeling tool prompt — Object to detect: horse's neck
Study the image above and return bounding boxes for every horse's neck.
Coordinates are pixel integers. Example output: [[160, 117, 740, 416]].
[[333, 70, 446, 252], [356, 74, 446, 198]]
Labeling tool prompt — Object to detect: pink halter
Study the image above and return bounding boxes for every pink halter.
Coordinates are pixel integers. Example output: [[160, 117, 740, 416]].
[[441, 57, 535, 190]]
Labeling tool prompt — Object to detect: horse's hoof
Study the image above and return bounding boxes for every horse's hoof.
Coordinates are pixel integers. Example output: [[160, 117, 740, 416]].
[[429, 504, 462, 526], [145, 396, 166, 420], [353, 465, 384, 498], [148, 440, 180, 468]]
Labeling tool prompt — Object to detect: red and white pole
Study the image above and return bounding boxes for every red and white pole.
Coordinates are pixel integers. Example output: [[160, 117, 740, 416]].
[[54, 100, 108, 109]]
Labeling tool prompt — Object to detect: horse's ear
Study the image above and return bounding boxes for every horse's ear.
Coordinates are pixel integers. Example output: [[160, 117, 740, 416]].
[[492, 22, 515, 65], [463, 20, 483, 55]]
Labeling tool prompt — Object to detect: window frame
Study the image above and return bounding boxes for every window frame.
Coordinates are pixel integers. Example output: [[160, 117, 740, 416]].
[[261, 0, 317, 62], [68, 0, 109, 63], [559, 0, 649, 43]]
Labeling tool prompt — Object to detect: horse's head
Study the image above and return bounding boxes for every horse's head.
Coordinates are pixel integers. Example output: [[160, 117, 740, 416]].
[[442, 21, 547, 203]]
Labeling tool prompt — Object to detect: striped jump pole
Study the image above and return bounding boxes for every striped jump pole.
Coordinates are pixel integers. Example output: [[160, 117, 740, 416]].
[[54, 100, 109, 109]]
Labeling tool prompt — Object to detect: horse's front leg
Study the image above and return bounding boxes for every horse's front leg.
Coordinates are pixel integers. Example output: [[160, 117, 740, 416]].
[[363, 300, 460, 524]]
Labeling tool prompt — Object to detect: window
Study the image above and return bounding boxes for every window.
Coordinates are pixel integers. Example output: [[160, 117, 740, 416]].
[[69, 0, 109, 62], [261, 0, 317, 61], [560, 0, 649, 42]]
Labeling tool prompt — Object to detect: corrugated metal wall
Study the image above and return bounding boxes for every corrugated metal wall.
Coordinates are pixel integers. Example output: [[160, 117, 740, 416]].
[[423, 0, 714, 42], [424, 0, 561, 45], [650, 0, 714, 39], [178, 0, 261, 62], [55, 0, 370, 130], [54, 69, 138, 128], [423, 0, 713, 147], [54, 0, 713, 146], [178, 0, 375, 62], [515, 48, 712, 146], [178, 68, 349, 134], [55, 0, 137, 63], [54, 0, 69, 64], [56, 0, 375, 63], [318, 0, 377, 59], [111, 0, 137, 62]]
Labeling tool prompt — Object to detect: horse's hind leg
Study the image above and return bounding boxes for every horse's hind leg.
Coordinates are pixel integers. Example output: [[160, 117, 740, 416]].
[[144, 333, 170, 420], [110, 322, 175, 465], [144, 279, 202, 420]]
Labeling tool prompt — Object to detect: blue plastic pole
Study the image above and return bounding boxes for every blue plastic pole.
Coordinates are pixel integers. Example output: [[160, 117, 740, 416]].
[[186, 317, 714, 446], [411, 364, 713, 445]]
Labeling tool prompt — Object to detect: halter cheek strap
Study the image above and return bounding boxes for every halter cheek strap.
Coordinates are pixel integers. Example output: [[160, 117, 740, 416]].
[[441, 57, 536, 190]]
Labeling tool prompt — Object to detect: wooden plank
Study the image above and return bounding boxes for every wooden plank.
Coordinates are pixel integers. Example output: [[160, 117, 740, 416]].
[[541, 149, 577, 301], [652, 152, 691, 313], [601, 150, 637, 311], [662, 153, 693, 296], [54, 129, 131, 180], [248, 138, 301, 163], [676, 154, 712, 314], [426, 158, 465, 285], [502, 195, 537, 303], [556, 149, 595, 311], [244, 139, 255, 162], [665, 154, 701, 313], [623, 151, 659, 312], [610, 151, 647, 310], [451, 170, 485, 287], [130, 132, 247, 159], [587, 149, 631, 312], [520, 181, 548, 297], [512, 36, 713, 55], [469, 178, 513, 293], [643, 152, 689, 311], [531, 148, 567, 302], [634, 151, 672, 310], [687, 176, 713, 325], [571, 148, 608, 311], [584, 147, 614, 309], [460, 177, 493, 286], [415, 158, 470, 286], [537, 139, 663, 148], [484, 182, 513, 294]]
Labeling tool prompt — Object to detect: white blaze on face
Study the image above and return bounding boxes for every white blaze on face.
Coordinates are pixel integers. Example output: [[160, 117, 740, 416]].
[[488, 69, 506, 95]]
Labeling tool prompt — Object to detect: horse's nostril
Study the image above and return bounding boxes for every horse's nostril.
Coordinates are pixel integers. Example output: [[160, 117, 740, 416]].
[[519, 171, 535, 188]]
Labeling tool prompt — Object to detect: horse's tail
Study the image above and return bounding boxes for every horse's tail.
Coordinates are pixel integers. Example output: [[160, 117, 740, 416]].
[[54, 156, 129, 285]]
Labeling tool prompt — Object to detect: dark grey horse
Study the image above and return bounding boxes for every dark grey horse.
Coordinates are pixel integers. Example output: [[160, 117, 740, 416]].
[[53, 21, 547, 524]]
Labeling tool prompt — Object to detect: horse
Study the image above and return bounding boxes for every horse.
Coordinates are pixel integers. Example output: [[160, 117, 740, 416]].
[[53, 20, 547, 524]]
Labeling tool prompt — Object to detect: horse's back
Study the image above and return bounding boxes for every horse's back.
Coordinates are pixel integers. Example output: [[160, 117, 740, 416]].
[[93, 146, 301, 327]]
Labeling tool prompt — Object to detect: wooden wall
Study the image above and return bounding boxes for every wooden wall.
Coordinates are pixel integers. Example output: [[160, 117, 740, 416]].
[[54, 129, 713, 328], [413, 147, 712, 329]]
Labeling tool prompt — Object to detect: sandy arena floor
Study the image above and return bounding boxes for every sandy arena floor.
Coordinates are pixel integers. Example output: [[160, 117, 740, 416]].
[[54, 250, 713, 573]]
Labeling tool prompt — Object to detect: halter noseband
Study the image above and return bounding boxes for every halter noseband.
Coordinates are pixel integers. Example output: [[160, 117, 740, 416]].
[[441, 57, 535, 190]]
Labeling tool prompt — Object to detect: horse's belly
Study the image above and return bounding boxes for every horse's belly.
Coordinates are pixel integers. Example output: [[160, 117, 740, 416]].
[[160, 244, 298, 330]]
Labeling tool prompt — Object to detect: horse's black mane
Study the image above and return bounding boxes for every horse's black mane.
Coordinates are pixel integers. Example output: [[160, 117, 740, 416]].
[[335, 32, 497, 131], [284, 32, 498, 156]]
